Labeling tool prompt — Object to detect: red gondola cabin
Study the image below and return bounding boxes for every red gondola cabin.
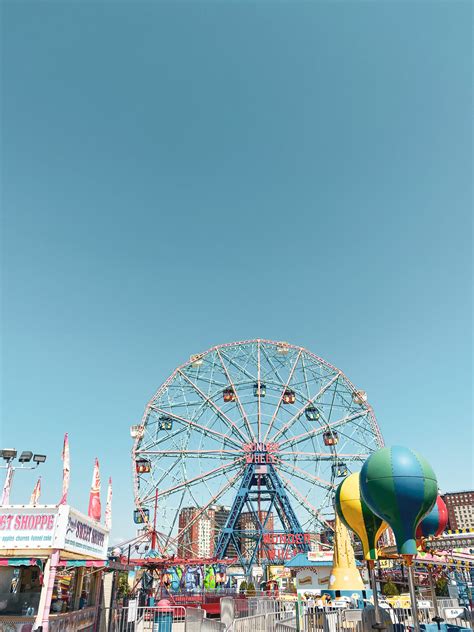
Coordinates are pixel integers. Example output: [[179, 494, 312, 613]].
[[282, 389, 296, 404], [323, 431, 338, 446], [136, 459, 151, 474], [223, 387, 236, 402]]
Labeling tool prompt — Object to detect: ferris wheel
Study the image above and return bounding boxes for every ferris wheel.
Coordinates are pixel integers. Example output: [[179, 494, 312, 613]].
[[131, 340, 383, 568]]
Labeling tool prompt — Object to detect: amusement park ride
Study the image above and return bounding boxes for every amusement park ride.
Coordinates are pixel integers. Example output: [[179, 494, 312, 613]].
[[129, 339, 384, 576]]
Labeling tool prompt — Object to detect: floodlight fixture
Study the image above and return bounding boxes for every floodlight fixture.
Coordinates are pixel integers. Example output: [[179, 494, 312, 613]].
[[19, 451, 33, 463], [1, 449, 17, 461], [33, 454, 47, 464]]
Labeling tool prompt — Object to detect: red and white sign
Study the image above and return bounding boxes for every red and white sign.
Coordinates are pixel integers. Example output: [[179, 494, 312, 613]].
[[0, 505, 109, 558], [57, 506, 108, 558], [243, 443, 279, 464], [262, 532, 313, 561], [263, 533, 312, 545], [0, 506, 59, 549]]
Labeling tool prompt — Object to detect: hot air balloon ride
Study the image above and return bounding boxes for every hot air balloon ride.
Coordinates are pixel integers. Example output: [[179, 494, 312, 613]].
[[359, 445, 438, 558], [359, 446, 438, 632], [415, 495, 449, 621], [416, 494, 448, 540], [335, 472, 387, 561], [335, 472, 387, 621]]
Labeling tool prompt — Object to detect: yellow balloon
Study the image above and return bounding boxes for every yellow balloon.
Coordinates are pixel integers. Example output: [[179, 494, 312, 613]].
[[335, 472, 387, 560]]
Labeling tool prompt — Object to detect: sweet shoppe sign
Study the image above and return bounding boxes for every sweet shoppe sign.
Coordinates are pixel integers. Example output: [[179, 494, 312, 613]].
[[0, 505, 109, 558]]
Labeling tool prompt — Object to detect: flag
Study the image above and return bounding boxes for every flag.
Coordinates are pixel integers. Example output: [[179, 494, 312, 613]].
[[30, 477, 41, 505], [105, 477, 112, 530], [1, 465, 14, 506], [88, 458, 101, 521], [59, 433, 70, 505]]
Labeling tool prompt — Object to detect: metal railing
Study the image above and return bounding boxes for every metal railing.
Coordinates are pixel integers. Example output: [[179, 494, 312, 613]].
[[436, 598, 460, 610], [339, 608, 363, 632], [101, 604, 186, 631], [220, 596, 296, 624], [440, 606, 472, 627], [301, 604, 474, 632], [378, 605, 473, 629], [304, 608, 340, 632], [266, 610, 297, 632], [231, 610, 296, 632], [229, 602, 474, 632], [202, 618, 226, 632], [275, 623, 297, 632], [221, 596, 295, 620], [99, 599, 472, 632], [185, 607, 226, 632], [250, 598, 296, 616], [232, 613, 267, 632]]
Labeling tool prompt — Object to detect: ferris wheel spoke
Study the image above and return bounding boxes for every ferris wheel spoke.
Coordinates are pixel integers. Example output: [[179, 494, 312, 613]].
[[147, 459, 244, 503], [260, 342, 289, 385], [150, 405, 242, 450], [216, 348, 255, 442], [143, 456, 182, 494], [278, 470, 333, 530], [178, 376, 228, 389], [166, 466, 244, 553], [140, 424, 190, 451], [277, 409, 368, 451], [368, 407, 384, 447], [218, 349, 257, 383], [177, 369, 249, 443], [278, 451, 368, 461], [164, 400, 203, 409], [275, 460, 334, 490], [263, 349, 302, 442], [340, 414, 379, 442], [325, 376, 346, 425], [271, 372, 341, 443], [161, 486, 188, 553], [257, 340, 262, 441], [335, 425, 379, 452], [136, 449, 242, 458], [301, 355, 311, 400]]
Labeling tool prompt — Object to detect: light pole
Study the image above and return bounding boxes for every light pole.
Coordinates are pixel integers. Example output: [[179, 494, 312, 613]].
[[0, 449, 47, 504]]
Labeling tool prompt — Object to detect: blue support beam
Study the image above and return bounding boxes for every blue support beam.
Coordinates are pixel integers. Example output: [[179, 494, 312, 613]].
[[215, 463, 310, 575]]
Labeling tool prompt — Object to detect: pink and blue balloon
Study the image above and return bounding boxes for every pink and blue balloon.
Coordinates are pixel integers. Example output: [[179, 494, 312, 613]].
[[360, 446, 438, 556]]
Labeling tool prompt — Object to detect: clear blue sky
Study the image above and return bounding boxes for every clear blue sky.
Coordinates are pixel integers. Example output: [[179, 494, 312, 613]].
[[1, 1, 472, 543]]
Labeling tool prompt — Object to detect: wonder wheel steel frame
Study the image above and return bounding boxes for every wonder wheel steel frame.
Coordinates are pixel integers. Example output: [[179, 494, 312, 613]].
[[131, 340, 383, 572]]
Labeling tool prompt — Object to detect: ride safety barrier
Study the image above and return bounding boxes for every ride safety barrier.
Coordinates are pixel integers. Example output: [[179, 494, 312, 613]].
[[302, 605, 473, 632], [231, 610, 296, 632], [99, 603, 186, 632]]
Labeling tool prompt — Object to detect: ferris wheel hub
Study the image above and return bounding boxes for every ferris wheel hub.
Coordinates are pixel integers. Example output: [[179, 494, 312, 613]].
[[243, 442, 279, 464]]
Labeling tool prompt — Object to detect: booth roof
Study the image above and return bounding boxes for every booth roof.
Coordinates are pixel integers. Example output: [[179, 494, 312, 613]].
[[285, 553, 362, 568], [284, 553, 333, 568]]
